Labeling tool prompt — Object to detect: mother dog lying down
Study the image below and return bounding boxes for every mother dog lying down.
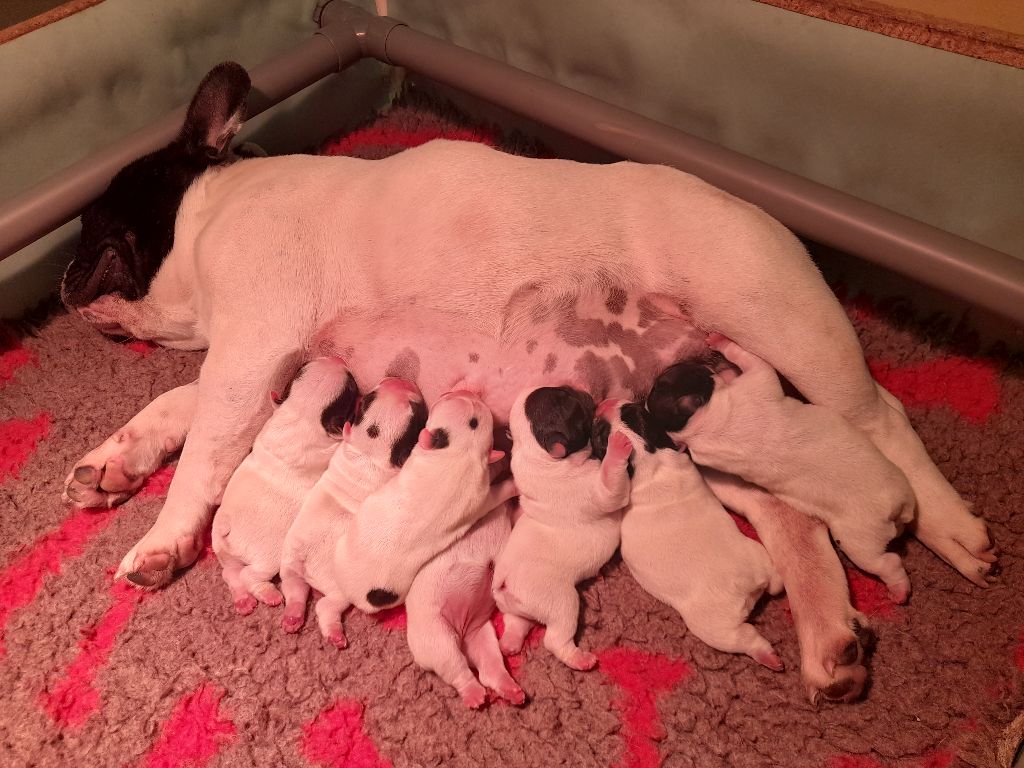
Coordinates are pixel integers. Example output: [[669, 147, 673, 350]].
[[58, 63, 995, 702]]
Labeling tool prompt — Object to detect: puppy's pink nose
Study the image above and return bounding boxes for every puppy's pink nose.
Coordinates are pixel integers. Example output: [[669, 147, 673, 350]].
[[378, 377, 418, 395], [595, 398, 623, 419]]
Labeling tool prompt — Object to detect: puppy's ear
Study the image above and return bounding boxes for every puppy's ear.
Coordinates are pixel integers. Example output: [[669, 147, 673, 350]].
[[321, 374, 360, 437], [270, 390, 282, 408], [342, 422, 352, 440], [590, 418, 611, 460], [180, 62, 250, 156]]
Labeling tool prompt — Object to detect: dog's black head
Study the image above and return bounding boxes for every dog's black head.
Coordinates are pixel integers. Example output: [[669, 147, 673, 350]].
[[350, 379, 429, 469], [646, 361, 716, 432], [61, 62, 251, 310], [524, 386, 596, 459]]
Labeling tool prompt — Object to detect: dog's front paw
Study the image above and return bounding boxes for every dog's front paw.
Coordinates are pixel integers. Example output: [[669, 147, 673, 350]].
[[63, 430, 161, 508], [116, 528, 205, 589]]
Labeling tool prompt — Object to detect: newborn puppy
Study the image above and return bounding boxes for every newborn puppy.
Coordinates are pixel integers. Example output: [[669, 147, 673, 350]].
[[278, 377, 427, 645], [492, 386, 633, 671], [406, 501, 524, 708], [597, 398, 784, 669], [212, 357, 358, 613], [336, 390, 516, 613], [648, 334, 916, 602]]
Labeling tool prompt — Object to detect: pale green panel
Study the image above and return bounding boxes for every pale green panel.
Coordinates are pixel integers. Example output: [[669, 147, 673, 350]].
[[0, 0, 386, 318], [388, 0, 1024, 261]]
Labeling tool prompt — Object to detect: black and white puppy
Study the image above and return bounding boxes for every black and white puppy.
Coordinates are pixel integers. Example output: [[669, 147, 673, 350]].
[[648, 334, 916, 603], [492, 386, 632, 671], [596, 398, 784, 669], [279, 377, 427, 646]]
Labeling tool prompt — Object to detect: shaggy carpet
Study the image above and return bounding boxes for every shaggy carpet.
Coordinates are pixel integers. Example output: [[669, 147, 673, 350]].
[[1, 100, 1022, 768]]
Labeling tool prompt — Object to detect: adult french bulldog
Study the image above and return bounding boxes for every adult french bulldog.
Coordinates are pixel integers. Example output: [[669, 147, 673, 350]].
[[58, 62, 995, 702]]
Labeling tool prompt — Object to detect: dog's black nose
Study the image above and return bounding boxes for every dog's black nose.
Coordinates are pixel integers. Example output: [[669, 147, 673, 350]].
[[366, 588, 399, 608]]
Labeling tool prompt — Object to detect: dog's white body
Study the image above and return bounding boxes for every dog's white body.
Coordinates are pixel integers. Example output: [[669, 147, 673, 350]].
[[681, 337, 916, 601], [491, 390, 632, 670], [65, 134, 995, 701], [211, 358, 350, 612], [604, 400, 783, 668], [335, 391, 515, 613], [405, 502, 523, 708]]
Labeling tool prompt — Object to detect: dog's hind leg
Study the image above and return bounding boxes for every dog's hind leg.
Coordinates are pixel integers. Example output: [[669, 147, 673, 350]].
[[63, 381, 198, 508], [700, 468, 869, 704]]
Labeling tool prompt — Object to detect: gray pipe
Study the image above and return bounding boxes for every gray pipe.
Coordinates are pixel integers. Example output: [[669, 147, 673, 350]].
[[317, 2, 1024, 325], [0, 22, 361, 261]]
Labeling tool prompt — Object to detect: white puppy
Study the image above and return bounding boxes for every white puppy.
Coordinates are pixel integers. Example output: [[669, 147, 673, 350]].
[[278, 377, 427, 645], [598, 398, 784, 668], [335, 390, 516, 613], [492, 386, 633, 671], [647, 334, 916, 602], [211, 357, 358, 613], [406, 501, 524, 708]]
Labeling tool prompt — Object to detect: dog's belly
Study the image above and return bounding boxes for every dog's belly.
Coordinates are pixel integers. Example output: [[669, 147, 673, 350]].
[[317, 289, 706, 422]]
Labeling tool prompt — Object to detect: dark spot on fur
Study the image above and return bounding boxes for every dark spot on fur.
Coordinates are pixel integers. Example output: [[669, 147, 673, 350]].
[[524, 386, 596, 458], [605, 287, 628, 315], [468, 352, 479, 363], [321, 373, 360, 436], [646, 362, 715, 432], [367, 424, 380, 439], [431, 428, 450, 449], [526, 340, 537, 354], [620, 401, 676, 453], [573, 352, 612, 401], [366, 589, 399, 608], [543, 352, 558, 374], [390, 398, 428, 468], [384, 347, 420, 382], [352, 391, 377, 426], [590, 417, 611, 459], [469, 417, 479, 430]]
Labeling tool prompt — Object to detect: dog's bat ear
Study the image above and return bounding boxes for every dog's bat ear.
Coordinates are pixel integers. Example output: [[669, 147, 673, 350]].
[[342, 422, 352, 440], [180, 61, 251, 156], [270, 390, 283, 408]]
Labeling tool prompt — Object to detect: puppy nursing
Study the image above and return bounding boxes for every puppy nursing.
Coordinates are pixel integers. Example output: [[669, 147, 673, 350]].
[[648, 334, 916, 602], [598, 399, 784, 669], [493, 387, 633, 670], [279, 377, 428, 645], [212, 358, 358, 613]]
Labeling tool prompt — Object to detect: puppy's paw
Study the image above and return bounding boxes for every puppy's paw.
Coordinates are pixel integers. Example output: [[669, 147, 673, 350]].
[[915, 507, 997, 587], [606, 431, 633, 463], [460, 681, 488, 709]]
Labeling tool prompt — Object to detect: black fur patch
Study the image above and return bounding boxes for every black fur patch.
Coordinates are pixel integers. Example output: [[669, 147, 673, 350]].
[[468, 417, 479, 430], [62, 63, 250, 308], [431, 428, 450, 449], [646, 362, 715, 432], [620, 402, 676, 453], [591, 415, 637, 478], [321, 373, 360, 436], [524, 386, 596, 458], [366, 589, 399, 608], [390, 398, 428, 468], [367, 424, 380, 439], [352, 392, 377, 426]]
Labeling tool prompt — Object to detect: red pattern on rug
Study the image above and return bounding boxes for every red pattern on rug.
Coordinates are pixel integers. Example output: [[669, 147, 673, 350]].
[[323, 124, 499, 157], [868, 356, 1000, 424], [0, 412, 50, 483], [845, 566, 897, 620], [133, 682, 235, 768], [0, 346, 35, 386], [301, 699, 393, 768], [598, 647, 692, 768], [38, 579, 152, 727], [0, 506, 116, 657]]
